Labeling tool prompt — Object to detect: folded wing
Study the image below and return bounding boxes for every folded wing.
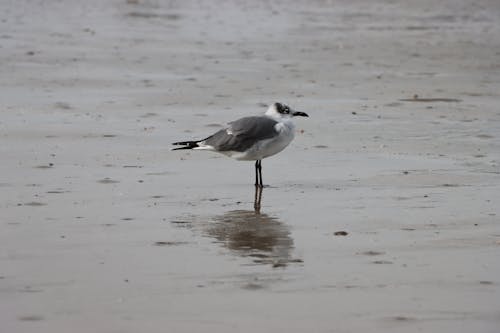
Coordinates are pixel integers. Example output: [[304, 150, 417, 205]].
[[203, 116, 279, 152]]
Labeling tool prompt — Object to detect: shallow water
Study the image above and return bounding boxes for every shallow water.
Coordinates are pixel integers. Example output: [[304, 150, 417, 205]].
[[1, 0, 500, 332]]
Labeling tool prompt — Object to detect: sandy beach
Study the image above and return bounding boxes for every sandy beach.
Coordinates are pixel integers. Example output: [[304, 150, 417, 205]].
[[1, 0, 500, 332]]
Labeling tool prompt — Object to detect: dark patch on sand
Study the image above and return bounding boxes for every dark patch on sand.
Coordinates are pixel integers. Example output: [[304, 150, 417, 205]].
[[359, 251, 385, 256], [97, 178, 120, 184], [35, 163, 54, 169], [373, 260, 393, 264], [154, 241, 189, 246], [399, 96, 461, 102], [127, 12, 181, 20], [23, 202, 47, 206]]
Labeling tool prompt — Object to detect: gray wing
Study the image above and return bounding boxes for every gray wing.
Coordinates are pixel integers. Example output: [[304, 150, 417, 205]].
[[203, 116, 278, 152]]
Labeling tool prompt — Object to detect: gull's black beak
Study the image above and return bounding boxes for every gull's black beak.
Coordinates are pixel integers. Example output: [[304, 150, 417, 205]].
[[292, 111, 309, 117]]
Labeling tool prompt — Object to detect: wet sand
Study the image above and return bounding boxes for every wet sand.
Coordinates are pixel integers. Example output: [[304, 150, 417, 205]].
[[1, 0, 500, 332]]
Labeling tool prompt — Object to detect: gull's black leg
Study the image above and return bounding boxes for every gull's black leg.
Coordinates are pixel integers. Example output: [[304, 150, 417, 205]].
[[255, 160, 259, 186], [258, 160, 263, 187], [254, 160, 263, 187]]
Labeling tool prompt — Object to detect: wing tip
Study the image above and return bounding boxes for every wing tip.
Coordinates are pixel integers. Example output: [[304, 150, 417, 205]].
[[172, 140, 200, 150]]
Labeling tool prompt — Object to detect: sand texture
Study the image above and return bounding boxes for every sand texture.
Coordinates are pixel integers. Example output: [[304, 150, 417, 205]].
[[1, 0, 500, 332]]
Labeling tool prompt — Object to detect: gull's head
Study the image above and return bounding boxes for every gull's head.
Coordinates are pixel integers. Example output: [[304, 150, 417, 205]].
[[265, 102, 309, 120]]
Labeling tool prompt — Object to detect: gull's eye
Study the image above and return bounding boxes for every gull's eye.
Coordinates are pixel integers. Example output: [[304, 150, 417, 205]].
[[275, 103, 290, 114]]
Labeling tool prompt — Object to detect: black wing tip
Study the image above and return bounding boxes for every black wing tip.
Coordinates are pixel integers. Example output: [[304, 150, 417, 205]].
[[172, 146, 194, 151], [171, 140, 199, 150]]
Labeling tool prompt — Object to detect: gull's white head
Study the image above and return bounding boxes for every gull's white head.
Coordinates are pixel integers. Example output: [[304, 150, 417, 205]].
[[265, 102, 309, 120]]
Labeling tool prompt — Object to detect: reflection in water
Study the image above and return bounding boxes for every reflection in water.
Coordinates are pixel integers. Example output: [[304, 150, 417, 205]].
[[205, 186, 300, 267], [254, 185, 262, 212], [173, 187, 301, 267], [205, 209, 297, 266]]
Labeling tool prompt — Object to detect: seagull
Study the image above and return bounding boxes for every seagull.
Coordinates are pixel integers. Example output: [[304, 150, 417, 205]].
[[172, 102, 308, 187]]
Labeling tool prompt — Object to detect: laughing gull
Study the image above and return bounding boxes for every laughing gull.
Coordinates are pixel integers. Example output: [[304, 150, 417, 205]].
[[172, 102, 308, 187]]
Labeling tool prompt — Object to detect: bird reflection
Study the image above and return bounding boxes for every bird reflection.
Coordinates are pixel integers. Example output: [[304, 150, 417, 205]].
[[254, 184, 263, 212], [204, 187, 300, 267]]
